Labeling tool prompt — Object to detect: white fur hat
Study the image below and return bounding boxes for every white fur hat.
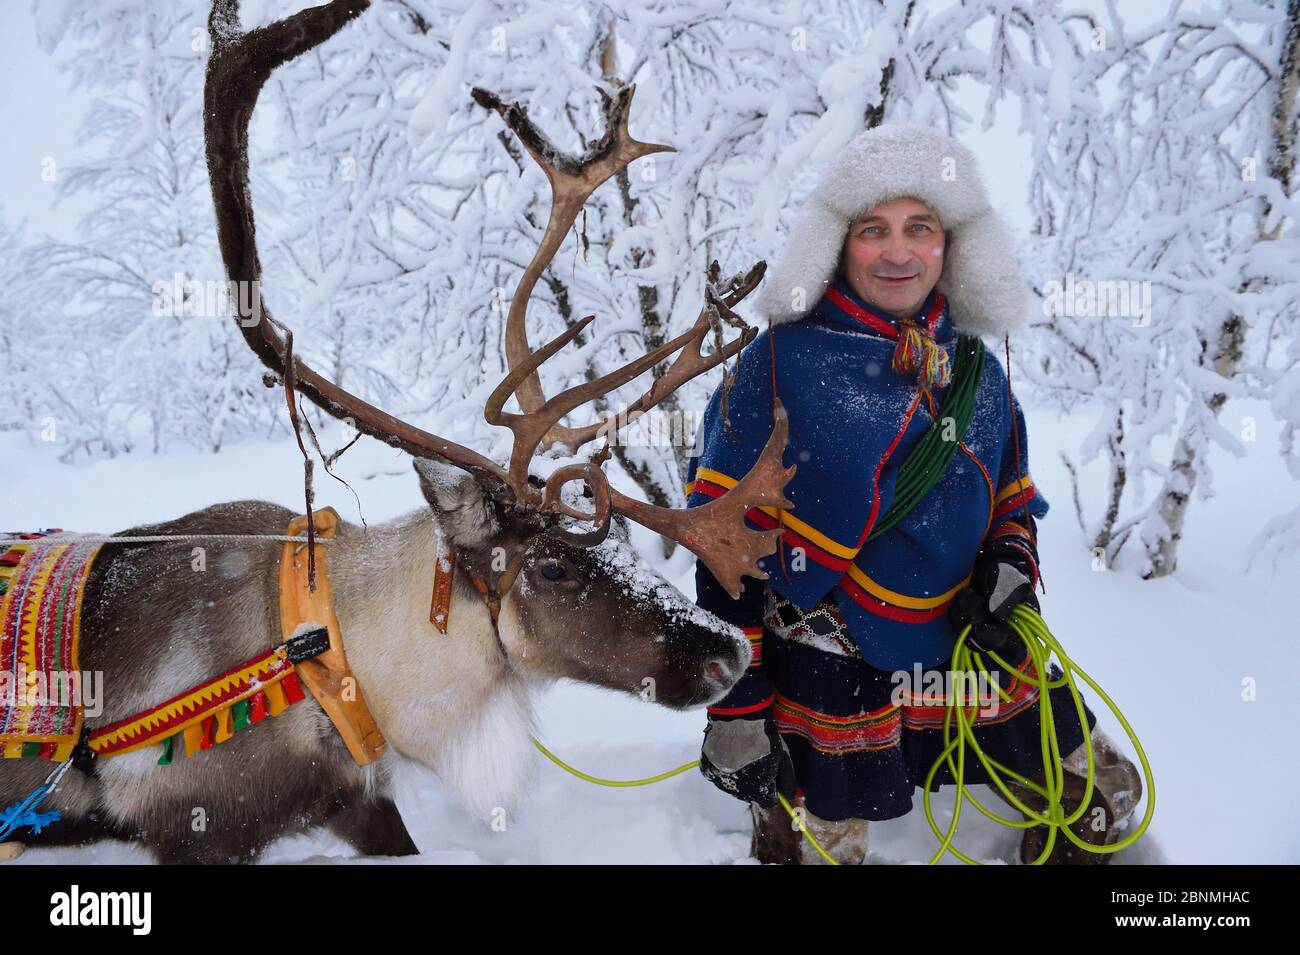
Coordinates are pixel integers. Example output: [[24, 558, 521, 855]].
[[754, 123, 1029, 339]]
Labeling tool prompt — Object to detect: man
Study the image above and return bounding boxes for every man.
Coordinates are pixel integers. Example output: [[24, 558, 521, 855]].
[[685, 124, 1142, 865]]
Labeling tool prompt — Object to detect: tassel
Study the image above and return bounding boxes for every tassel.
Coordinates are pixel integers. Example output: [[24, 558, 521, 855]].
[[144, 679, 310, 766], [214, 706, 234, 745], [281, 671, 306, 706], [924, 341, 952, 390], [892, 321, 952, 391], [892, 321, 925, 378], [182, 723, 204, 758], [250, 691, 268, 724], [0, 793, 61, 841], [199, 715, 216, 751], [264, 682, 288, 717], [232, 698, 251, 732]]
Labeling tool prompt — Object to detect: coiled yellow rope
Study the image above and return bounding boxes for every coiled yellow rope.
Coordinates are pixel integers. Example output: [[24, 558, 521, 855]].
[[533, 605, 1154, 865]]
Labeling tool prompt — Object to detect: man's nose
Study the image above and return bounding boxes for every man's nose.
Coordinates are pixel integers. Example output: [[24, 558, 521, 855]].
[[879, 239, 914, 265]]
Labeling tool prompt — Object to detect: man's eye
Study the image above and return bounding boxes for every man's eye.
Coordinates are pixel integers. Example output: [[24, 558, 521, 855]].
[[539, 561, 567, 581]]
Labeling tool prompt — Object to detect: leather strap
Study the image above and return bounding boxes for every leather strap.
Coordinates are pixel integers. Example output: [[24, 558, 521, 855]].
[[432, 544, 526, 636], [429, 531, 456, 633]]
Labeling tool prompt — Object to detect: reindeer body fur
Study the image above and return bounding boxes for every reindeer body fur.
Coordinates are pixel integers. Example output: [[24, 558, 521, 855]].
[[0, 501, 538, 863], [1, 467, 747, 864]]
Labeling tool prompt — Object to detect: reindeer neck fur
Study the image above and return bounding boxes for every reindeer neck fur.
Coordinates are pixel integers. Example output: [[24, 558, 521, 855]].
[[324, 508, 539, 819]]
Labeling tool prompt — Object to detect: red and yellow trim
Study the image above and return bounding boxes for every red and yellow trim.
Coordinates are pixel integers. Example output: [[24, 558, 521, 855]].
[[689, 468, 859, 572], [775, 695, 901, 753], [837, 566, 971, 624], [688, 390, 924, 571], [773, 657, 1045, 755], [1, 538, 101, 761], [88, 647, 304, 758], [738, 625, 764, 668], [900, 657, 1044, 729], [992, 474, 1036, 521]]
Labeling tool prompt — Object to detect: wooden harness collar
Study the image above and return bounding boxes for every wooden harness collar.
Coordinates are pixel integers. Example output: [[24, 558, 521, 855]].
[[285, 509, 523, 767], [279, 508, 387, 766]]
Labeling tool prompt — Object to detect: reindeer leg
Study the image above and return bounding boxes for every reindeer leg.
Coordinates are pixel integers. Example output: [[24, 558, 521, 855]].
[[325, 796, 420, 858], [139, 804, 271, 865]]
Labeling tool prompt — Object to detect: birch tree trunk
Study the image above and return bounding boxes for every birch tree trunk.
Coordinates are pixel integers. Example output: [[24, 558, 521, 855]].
[[1144, 1, 1300, 577]]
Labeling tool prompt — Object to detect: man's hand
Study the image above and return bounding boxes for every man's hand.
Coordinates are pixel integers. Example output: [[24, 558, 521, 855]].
[[700, 716, 797, 807], [949, 539, 1040, 653]]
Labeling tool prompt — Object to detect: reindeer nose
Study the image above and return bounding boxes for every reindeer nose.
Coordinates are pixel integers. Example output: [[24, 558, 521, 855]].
[[703, 655, 735, 688]]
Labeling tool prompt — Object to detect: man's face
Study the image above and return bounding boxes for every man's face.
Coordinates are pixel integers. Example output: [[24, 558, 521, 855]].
[[839, 196, 945, 321]]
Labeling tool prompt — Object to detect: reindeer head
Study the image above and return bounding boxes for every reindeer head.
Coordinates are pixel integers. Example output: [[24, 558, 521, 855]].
[[203, 0, 796, 710], [414, 458, 751, 707]]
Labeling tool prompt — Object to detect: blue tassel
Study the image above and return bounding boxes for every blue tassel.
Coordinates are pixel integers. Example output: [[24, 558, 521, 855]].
[[0, 785, 62, 841]]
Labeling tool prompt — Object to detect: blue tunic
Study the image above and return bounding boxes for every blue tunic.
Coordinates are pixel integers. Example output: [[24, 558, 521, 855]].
[[686, 276, 1047, 672]]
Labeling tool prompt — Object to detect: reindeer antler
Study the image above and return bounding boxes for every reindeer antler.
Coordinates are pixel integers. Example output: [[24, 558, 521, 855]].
[[204, 0, 511, 498], [471, 87, 795, 596], [203, 0, 794, 598]]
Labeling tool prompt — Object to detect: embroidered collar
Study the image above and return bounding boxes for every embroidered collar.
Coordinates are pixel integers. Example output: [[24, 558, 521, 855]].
[[813, 276, 952, 344]]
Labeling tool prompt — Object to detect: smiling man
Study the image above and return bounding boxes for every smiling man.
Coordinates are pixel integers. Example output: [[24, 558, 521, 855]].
[[839, 197, 947, 321], [685, 124, 1143, 865]]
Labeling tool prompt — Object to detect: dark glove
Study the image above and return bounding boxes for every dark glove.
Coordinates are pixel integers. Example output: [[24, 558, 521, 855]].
[[700, 716, 796, 808], [949, 539, 1040, 653]]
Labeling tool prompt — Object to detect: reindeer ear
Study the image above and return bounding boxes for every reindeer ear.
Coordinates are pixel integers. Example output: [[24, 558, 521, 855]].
[[413, 457, 501, 549]]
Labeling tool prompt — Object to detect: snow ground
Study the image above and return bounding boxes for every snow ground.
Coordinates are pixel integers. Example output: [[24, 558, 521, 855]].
[[2, 393, 1296, 865]]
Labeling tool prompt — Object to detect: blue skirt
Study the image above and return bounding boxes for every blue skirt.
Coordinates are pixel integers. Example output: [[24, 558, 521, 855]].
[[762, 616, 1097, 823]]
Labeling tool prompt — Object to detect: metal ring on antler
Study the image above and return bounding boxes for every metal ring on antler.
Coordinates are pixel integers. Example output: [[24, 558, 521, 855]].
[[541, 462, 612, 547]]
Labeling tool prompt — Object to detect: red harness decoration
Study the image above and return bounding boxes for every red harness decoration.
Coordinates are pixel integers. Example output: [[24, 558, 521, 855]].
[[88, 647, 307, 763]]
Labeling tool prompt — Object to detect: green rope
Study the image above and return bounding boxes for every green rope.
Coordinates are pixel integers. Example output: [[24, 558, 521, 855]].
[[918, 605, 1156, 865], [865, 334, 985, 542], [534, 604, 1154, 867], [531, 738, 698, 787]]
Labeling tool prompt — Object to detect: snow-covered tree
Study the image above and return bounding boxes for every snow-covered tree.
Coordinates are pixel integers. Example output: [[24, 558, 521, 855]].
[[1021, 0, 1300, 576], [0, 213, 37, 437], [22, 0, 280, 457], [232, 0, 1132, 536], [16, 0, 1296, 575]]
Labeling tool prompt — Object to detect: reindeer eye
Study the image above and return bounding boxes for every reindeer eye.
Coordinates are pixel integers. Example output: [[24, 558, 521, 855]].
[[539, 560, 567, 581]]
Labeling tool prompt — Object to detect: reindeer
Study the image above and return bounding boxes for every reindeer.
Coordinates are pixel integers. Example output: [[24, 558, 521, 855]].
[[0, 0, 795, 864]]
